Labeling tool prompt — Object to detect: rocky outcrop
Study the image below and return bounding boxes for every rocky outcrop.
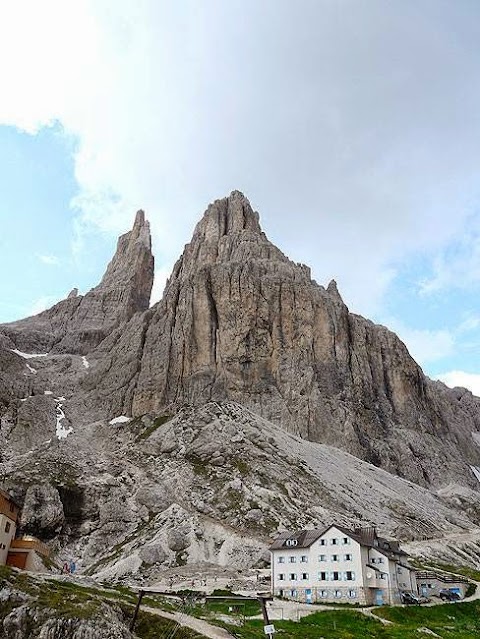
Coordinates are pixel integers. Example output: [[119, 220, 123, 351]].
[[5, 401, 477, 582], [120, 191, 480, 488], [1, 192, 480, 580], [0, 211, 154, 355], [4, 193, 479, 489], [0, 589, 133, 639], [20, 484, 65, 538]]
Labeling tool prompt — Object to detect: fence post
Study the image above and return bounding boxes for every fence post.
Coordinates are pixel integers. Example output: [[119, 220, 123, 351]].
[[130, 590, 145, 632]]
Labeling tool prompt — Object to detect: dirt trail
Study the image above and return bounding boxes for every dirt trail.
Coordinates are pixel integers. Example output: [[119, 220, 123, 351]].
[[142, 605, 236, 639]]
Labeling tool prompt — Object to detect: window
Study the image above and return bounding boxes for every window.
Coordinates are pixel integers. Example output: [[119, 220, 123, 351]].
[[286, 539, 298, 547], [342, 537, 350, 545], [348, 590, 357, 598], [278, 574, 285, 581], [319, 571, 328, 581], [331, 571, 340, 581], [289, 556, 296, 563], [330, 538, 338, 545], [331, 554, 339, 561], [289, 573, 297, 581], [378, 557, 384, 564], [345, 571, 355, 581], [320, 590, 328, 598], [319, 539, 326, 546], [300, 555, 308, 563], [334, 590, 342, 598], [344, 554, 352, 561], [290, 589, 297, 597], [380, 573, 387, 580], [371, 558, 376, 564], [301, 573, 309, 580], [278, 556, 285, 564], [318, 554, 327, 562], [5, 522, 10, 533]]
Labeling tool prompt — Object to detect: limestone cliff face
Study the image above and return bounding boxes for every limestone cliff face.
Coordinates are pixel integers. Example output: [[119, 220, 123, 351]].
[[2, 194, 480, 577], [0, 211, 154, 355], [2, 194, 480, 493], [127, 191, 480, 487]]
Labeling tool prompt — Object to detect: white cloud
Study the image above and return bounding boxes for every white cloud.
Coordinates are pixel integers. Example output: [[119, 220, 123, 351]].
[[37, 254, 60, 266], [436, 371, 480, 398], [458, 315, 480, 334], [150, 265, 172, 306], [1, 2, 480, 316], [385, 318, 455, 366], [418, 219, 480, 295], [29, 296, 58, 316]]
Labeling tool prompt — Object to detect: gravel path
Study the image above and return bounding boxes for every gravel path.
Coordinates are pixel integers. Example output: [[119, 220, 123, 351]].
[[142, 606, 236, 639]]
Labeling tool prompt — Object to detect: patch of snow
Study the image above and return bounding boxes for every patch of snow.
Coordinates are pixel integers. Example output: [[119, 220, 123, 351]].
[[10, 349, 48, 359], [20, 398, 28, 402], [56, 396, 66, 402], [26, 363, 37, 374], [472, 432, 480, 446], [109, 415, 131, 425], [470, 466, 480, 484], [44, 390, 53, 395], [81, 356, 90, 369], [55, 401, 73, 440]]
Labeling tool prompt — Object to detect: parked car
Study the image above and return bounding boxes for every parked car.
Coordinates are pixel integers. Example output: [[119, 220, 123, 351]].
[[401, 591, 430, 605], [439, 589, 461, 601]]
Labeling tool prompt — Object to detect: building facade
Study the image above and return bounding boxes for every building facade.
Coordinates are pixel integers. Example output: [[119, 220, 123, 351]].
[[416, 570, 469, 599], [270, 525, 416, 605], [0, 488, 49, 571], [0, 488, 19, 565], [7, 536, 50, 571]]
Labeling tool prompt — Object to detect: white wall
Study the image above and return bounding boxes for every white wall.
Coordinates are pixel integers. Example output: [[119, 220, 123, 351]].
[[0, 514, 16, 565], [272, 527, 365, 603]]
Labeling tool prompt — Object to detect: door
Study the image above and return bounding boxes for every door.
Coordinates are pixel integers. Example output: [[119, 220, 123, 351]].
[[306, 588, 312, 603], [375, 590, 384, 605]]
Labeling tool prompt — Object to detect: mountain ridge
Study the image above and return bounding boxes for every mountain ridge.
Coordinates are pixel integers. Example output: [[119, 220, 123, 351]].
[[1, 191, 480, 578]]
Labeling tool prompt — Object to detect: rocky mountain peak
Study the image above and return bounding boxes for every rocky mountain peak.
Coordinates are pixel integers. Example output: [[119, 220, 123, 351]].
[[166, 191, 291, 286], [194, 190, 262, 241], [126, 192, 480, 492], [2, 191, 480, 585], [99, 209, 153, 298], [0, 211, 154, 354], [326, 278, 344, 304]]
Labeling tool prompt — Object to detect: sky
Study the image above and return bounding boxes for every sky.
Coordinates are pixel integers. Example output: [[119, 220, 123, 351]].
[[0, 0, 480, 395]]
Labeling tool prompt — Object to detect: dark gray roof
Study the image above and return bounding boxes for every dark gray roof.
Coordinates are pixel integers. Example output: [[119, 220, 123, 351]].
[[334, 524, 408, 558], [269, 528, 328, 550], [270, 524, 408, 559]]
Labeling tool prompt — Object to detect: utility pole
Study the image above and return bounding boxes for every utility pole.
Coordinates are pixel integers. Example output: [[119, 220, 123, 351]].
[[258, 595, 275, 639], [130, 589, 145, 632]]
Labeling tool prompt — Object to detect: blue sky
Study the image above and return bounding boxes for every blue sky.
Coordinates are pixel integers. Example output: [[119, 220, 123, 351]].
[[0, 124, 115, 320], [0, 0, 480, 395]]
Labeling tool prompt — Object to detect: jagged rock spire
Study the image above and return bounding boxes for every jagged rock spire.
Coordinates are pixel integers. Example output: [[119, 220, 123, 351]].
[[193, 191, 262, 241], [98, 209, 154, 313], [0, 211, 154, 354]]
